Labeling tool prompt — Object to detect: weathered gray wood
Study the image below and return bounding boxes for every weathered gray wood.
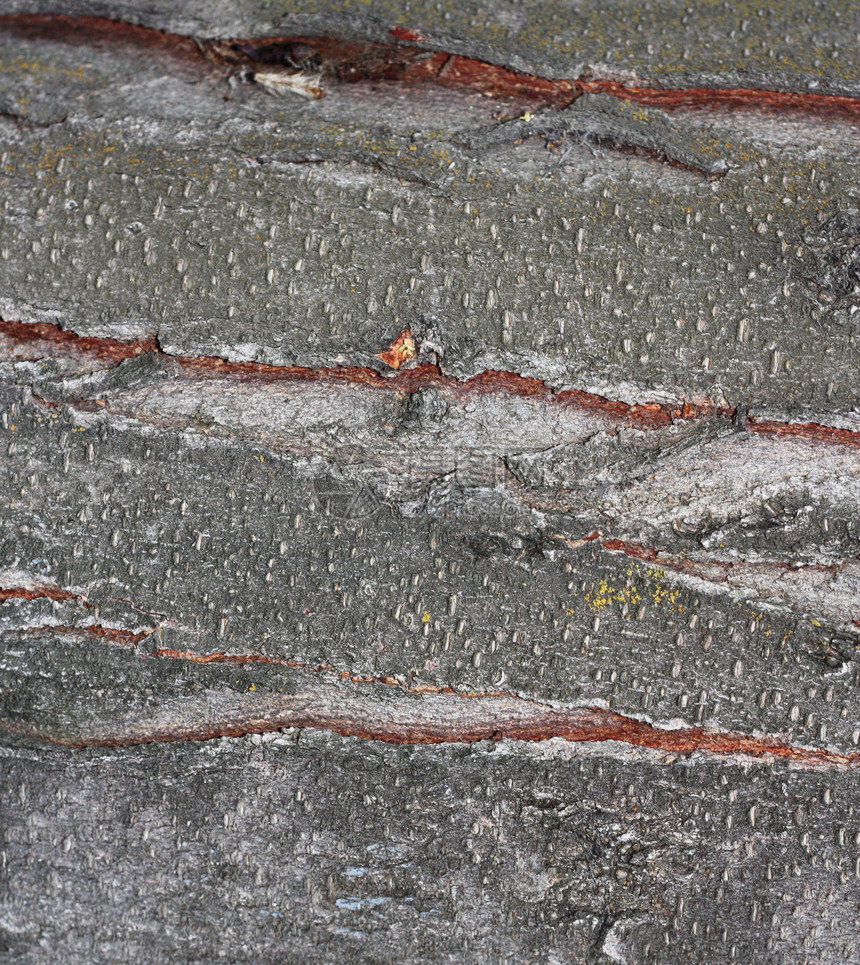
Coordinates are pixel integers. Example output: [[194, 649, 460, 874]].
[[1, 5, 859, 963]]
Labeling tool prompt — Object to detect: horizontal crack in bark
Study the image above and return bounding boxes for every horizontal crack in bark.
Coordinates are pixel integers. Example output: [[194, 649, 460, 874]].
[[555, 533, 857, 610], [595, 535, 847, 580], [6, 318, 860, 446], [17, 686, 860, 767], [0, 318, 692, 428], [16, 623, 154, 644], [0, 585, 85, 604], [575, 79, 860, 121], [745, 418, 860, 448], [79, 715, 858, 765], [3, 636, 855, 766], [551, 535, 858, 659], [0, 580, 190, 633], [0, 319, 158, 363], [1, 15, 858, 120]]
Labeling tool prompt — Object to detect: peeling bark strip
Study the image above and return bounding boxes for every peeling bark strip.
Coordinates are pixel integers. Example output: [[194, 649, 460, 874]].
[[3, 14, 860, 119]]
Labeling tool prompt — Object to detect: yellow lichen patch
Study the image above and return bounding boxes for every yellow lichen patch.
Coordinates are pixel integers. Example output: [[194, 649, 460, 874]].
[[0, 55, 86, 83], [585, 564, 683, 613], [586, 578, 642, 612], [421, 611, 431, 624], [645, 567, 682, 608]]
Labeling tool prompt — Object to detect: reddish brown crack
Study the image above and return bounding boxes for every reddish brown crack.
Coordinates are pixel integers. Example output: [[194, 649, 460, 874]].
[[8, 318, 860, 447], [597, 536, 845, 580], [577, 78, 860, 122], [746, 417, 860, 449], [0, 584, 84, 604], [9, 656, 856, 766], [61, 711, 860, 764], [0, 318, 691, 428], [555, 537, 858, 655], [78, 625, 153, 644], [3, 632, 854, 764], [555, 533, 850, 597], [0, 582, 185, 633], [106, 647, 860, 765], [19, 623, 153, 644], [0, 319, 157, 364], [225, 38, 577, 106], [147, 647, 506, 695], [0, 13, 203, 63], [1, 15, 859, 119]]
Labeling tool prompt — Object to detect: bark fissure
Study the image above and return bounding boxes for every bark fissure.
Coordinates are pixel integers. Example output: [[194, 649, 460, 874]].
[[2, 14, 860, 120], [3, 631, 854, 766], [0, 585, 86, 604], [12, 678, 859, 769], [584, 535, 847, 579], [5, 318, 860, 446]]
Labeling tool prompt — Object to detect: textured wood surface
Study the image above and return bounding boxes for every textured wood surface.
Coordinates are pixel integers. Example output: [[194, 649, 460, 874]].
[[1, 4, 859, 963]]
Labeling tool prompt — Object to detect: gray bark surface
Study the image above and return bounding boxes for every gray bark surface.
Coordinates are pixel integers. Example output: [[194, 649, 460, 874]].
[[1, 4, 859, 963]]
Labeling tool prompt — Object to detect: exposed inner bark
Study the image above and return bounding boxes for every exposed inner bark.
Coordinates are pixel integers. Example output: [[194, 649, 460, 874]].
[[3, 14, 860, 118]]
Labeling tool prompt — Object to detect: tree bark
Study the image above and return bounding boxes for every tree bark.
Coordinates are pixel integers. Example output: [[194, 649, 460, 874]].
[[1, 4, 859, 962]]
